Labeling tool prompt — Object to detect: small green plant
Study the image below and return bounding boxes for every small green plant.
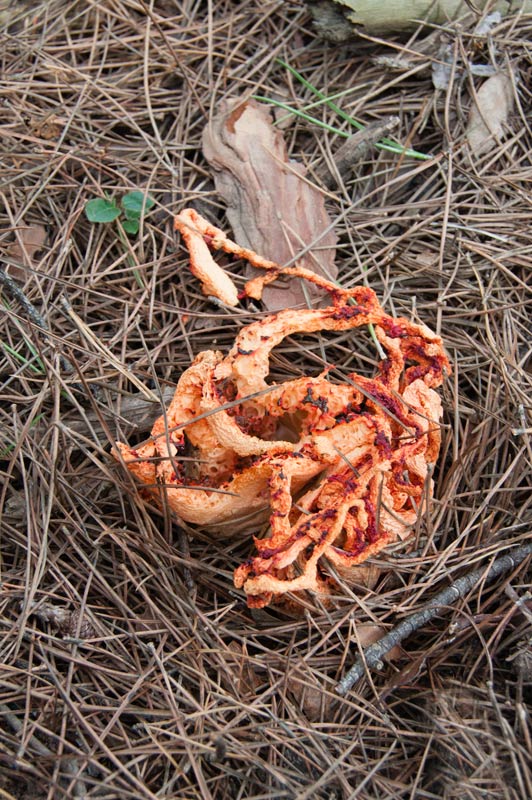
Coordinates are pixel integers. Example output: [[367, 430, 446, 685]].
[[84, 191, 154, 235], [84, 191, 154, 288]]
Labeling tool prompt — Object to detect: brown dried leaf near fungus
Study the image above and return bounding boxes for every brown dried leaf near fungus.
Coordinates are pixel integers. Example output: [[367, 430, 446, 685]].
[[115, 210, 450, 608]]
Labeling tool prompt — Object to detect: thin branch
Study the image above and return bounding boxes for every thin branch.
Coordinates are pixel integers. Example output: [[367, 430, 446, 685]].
[[0, 266, 50, 331], [0, 265, 74, 374], [335, 541, 532, 695]]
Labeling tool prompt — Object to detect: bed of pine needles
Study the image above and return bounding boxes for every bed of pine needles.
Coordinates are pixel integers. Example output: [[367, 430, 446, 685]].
[[1, 2, 531, 798]]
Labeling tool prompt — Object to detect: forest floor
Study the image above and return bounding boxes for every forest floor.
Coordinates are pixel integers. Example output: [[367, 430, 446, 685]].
[[1, 2, 531, 798]]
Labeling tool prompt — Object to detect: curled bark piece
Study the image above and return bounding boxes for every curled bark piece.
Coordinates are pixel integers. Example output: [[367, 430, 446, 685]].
[[202, 99, 337, 310], [116, 211, 450, 608]]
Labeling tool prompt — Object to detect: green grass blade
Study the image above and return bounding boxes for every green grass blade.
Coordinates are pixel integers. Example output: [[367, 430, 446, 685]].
[[278, 58, 363, 128], [2, 341, 44, 373], [275, 58, 430, 160], [0, 413, 44, 456], [253, 95, 350, 137]]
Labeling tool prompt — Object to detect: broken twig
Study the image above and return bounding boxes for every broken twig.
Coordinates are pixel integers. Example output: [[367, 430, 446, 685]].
[[315, 116, 400, 189], [335, 541, 532, 695], [0, 266, 49, 331]]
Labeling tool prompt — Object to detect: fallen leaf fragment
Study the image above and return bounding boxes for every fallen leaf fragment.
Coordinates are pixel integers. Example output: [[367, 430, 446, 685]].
[[202, 99, 337, 310], [286, 671, 335, 721], [220, 641, 263, 697], [116, 210, 450, 609], [432, 43, 454, 91], [7, 224, 47, 279], [466, 71, 515, 156]]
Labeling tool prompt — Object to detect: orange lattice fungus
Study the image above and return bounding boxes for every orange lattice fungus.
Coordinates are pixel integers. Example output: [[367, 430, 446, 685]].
[[115, 210, 450, 607]]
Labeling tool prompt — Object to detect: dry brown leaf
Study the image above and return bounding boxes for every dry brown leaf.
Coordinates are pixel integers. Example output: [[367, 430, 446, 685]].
[[67, 385, 175, 438], [220, 641, 262, 697], [466, 72, 515, 156], [382, 653, 427, 693], [286, 672, 337, 721], [202, 99, 337, 310], [7, 224, 47, 279], [413, 249, 439, 269]]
